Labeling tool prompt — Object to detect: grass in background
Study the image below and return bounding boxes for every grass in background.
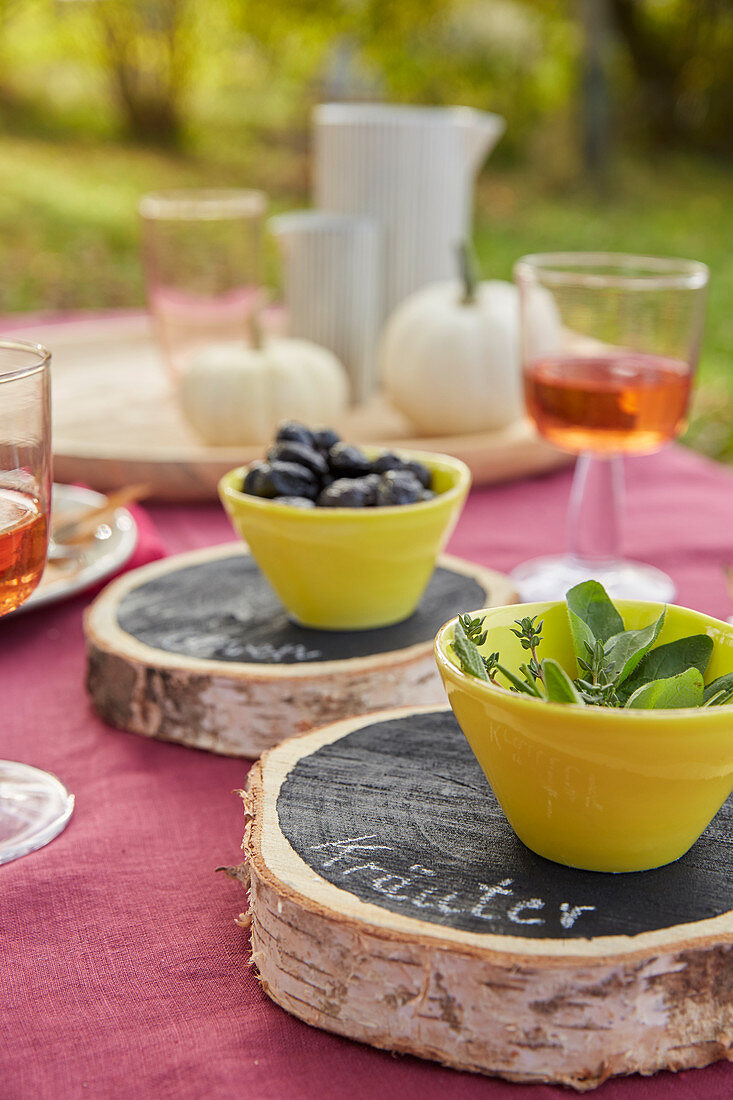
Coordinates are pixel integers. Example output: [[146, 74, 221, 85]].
[[0, 133, 305, 312]]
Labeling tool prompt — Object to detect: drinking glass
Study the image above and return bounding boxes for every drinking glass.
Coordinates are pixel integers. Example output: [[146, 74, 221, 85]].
[[0, 339, 74, 865], [512, 253, 709, 602], [139, 189, 267, 379]]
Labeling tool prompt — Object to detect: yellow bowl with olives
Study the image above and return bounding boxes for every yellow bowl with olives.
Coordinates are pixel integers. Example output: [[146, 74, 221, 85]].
[[219, 424, 470, 630]]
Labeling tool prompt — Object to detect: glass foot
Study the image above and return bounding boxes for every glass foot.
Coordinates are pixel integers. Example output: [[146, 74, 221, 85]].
[[510, 556, 676, 605], [0, 761, 74, 866]]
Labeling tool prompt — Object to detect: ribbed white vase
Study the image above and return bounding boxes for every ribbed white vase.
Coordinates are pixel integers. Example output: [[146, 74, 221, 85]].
[[270, 211, 382, 405]]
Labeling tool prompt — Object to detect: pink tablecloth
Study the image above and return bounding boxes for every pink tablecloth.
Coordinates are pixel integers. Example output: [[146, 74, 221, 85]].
[[3, 446, 733, 1100]]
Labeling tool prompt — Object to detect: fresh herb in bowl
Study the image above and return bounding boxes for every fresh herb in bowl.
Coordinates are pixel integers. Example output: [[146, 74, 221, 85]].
[[435, 591, 733, 870], [451, 579, 733, 709]]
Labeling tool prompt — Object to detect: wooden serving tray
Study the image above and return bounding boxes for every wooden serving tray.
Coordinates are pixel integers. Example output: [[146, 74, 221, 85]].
[[12, 314, 568, 501], [85, 544, 515, 757], [236, 705, 733, 1090]]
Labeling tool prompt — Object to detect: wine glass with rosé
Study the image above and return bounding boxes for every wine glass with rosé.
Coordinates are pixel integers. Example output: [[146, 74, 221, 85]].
[[511, 253, 709, 603], [0, 339, 74, 865]]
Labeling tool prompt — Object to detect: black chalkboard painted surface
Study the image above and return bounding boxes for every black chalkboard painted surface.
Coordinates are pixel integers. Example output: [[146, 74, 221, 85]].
[[238, 704, 733, 1090], [85, 543, 515, 757]]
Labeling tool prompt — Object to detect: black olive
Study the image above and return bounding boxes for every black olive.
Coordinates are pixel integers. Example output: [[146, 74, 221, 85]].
[[371, 452, 404, 474], [362, 473, 382, 501], [327, 442, 372, 478], [275, 496, 316, 508], [334, 474, 380, 506], [317, 478, 375, 508], [267, 441, 329, 478], [314, 427, 340, 452], [376, 470, 424, 506], [275, 420, 317, 448], [402, 459, 432, 489], [268, 460, 319, 499], [242, 461, 276, 498], [371, 452, 431, 488]]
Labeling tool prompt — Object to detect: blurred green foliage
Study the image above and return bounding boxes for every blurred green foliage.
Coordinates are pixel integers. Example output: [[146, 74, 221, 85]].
[[1, 1, 731, 155]]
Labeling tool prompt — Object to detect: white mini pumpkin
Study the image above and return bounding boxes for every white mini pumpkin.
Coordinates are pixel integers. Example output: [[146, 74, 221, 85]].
[[380, 257, 561, 436], [180, 336, 348, 446]]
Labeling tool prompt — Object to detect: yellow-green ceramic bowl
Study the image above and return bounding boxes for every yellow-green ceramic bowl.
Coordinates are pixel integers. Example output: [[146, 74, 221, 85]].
[[435, 600, 733, 873], [219, 449, 470, 630]]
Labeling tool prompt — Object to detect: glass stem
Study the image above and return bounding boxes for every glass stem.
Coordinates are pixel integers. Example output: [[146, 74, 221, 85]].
[[567, 452, 624, 566]]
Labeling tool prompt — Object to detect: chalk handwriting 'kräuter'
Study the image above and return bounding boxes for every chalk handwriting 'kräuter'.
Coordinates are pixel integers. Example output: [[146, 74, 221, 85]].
[[309, 835, 596, 932]]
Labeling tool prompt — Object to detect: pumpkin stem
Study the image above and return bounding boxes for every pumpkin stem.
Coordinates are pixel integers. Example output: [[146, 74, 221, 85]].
[[458, 240, 480, 305], [247, 306, 265, 350]]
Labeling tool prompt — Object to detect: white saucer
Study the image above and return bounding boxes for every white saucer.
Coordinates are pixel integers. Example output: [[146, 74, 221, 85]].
[[16, 484, 138, 614]]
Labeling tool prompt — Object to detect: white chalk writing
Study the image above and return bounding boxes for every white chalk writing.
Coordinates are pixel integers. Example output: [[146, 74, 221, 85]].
[[240, 642, 322, 662], [307, 836, 596, 933], [311, 835, 394, 867], [507, 898, 545, 925], [471, 879, 514, 920], [560, 902, 597, 929], [373, 872, 413, 898], [435, 892, 462, 915]]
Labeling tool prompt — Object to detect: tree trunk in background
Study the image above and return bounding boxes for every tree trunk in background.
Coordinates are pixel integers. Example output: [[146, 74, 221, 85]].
[[609, 0, 733, 155], [95, 0, 190, 146], [609, 0, 679, 141], [579, 0, 612, 184]]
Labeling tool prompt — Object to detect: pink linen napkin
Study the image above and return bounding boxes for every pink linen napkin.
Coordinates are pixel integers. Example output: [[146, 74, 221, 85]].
[[80, 499, 168, 599], [115, 500, 168, 574]]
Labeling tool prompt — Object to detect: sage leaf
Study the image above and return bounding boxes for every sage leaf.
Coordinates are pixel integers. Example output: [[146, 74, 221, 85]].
[[703, 672, 733, 704], [617, 634, 713, 703], [451, 620, 489, 682], [567, 607, 597, 665], [625, 667, 704, 709], [543, 658, 585, 704], [566, 580, 624, 644], [603, 611, 666, 686]]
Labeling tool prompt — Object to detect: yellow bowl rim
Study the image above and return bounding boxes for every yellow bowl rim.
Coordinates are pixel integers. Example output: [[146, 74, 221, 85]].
[[434, 599, 733, 719], [218, 447, 471, 518]]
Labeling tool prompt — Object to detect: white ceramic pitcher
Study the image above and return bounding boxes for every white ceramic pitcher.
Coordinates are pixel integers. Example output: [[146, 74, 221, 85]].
[[313, 103, 505, 317]]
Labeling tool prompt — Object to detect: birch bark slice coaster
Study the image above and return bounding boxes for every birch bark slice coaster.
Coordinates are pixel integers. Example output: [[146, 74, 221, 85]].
[[239, 705, 733, 1091], [85, 544, 514, 757]]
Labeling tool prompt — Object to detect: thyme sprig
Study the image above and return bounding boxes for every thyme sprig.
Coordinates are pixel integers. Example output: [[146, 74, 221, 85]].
[[456, 614, 500, 684], [575, 639, 618, 707], [510, 615, 545, 685], [453, 613, 547, 697]]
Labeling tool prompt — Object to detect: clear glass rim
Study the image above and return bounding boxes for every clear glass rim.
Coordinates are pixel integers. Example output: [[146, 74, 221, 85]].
[[514, 252, 709, 291], [0, 339, 51, 384], [139, 189, 268, 221]]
